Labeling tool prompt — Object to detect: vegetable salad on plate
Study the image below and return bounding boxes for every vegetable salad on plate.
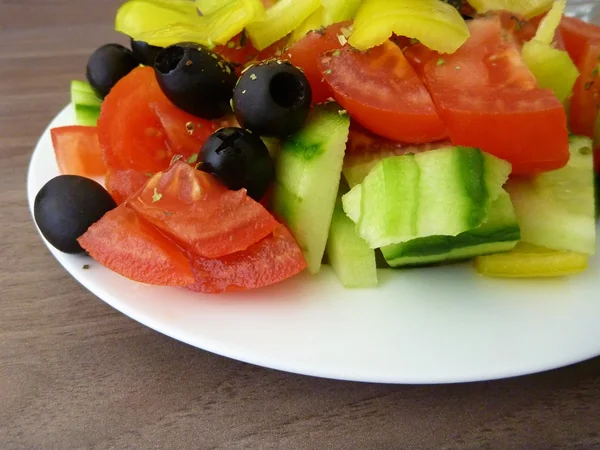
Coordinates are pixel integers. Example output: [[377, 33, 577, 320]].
[[34, 0, 599, 293]]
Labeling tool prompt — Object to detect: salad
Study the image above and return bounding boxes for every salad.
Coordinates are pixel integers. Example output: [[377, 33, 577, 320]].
[[33, 0, 599, 293]]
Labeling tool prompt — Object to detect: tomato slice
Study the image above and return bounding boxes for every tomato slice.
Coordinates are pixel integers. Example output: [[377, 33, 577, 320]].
[[97, 66, 219, 173], [321, 40, 447, 143], [423, 16, 569, 175], [214, 33, 260, 67], [105, 168, 149, 204], [51, 126, 106, 177], [78, 205, 195, 286], [560, 16, 600, 66], [570, 39, 600, 138], [128, 161, 279, 259], [186, 225, 306, 293], [285, 22, 349, 104]]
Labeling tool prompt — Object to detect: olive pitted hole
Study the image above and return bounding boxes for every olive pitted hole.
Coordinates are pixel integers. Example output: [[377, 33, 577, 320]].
[[155, 46, 186, 74], [270, 72, 305, 108]]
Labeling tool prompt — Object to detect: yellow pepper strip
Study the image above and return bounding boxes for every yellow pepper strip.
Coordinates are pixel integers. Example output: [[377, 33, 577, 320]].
[[195, 0, 233, 16], [474, 242, 589, 278], [535, 0, 566, 45], [246, 0, 322, 51], [348, 0, 470, 54], [132, 0, 264, 48], [468, 0, 555, 20], [289, 7, 324, 45], [321, 0, 362, 26]]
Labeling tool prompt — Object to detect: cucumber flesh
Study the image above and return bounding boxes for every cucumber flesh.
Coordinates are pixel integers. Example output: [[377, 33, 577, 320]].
[[506, 135, 596, 255], [271, 103, 350, 274], [327, 195, 377, 288], [71, 80, 102, 126], [382, 192, 520, 267]]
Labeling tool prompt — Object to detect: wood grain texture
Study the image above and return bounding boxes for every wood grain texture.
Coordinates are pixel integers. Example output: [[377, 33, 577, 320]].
[[1, 2, 600, 449]]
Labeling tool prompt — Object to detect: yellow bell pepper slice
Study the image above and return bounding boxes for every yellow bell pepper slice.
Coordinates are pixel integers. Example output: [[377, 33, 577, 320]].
[[321, 0, 362, 26], [534, 0, 566, 45], [468, 0, 555, 20], [246, 0, 322, 51], [196, 0, 232, 16], [348, 0, 470, 54], [289, 7, 324, 45], [131, 0, 264, 48], [474, 242, 589, 278]]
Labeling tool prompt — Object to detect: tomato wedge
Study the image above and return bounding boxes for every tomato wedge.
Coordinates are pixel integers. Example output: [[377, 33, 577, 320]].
[[78, 205, 195, 286], [570, 39, 600, 138], [186, 225, 306, 293], [51, 126, 106, 177], [560, 16, 600, 66], [97, 66, 219, 173], [423, 16, 569, 175], [285, 22, 349, 104], [321, 40, 447, 143], [128, 162, 279, 259], [105, 168, 149, 204]]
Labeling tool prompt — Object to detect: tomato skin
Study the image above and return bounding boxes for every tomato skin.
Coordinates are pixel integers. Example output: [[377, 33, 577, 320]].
[[285, 22, 349, 104], [98, 66, 218, 173], [423, 16, 569, 175], [321, 41, 447, 143], [51, 126, 106, 177], [186, 225, 306, 293], [128, 162, 279, 259], [560, 16, 600, 66], [105, 168, 149, 204], [78, 205, 195, 286], [570, 40, 600, 138]]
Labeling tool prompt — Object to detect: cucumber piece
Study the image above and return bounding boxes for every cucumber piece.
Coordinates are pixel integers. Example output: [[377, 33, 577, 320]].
[[272, 103, 350, 274], [327, 195, 377, 288], [506, 135, 596, 255], [382, 192, 520, 267], [71, 80, 102, 126], [342, 147, 511, 249]]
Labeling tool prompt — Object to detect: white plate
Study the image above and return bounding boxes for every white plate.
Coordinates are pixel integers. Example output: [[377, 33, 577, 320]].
[[27, 104, 600, 384]]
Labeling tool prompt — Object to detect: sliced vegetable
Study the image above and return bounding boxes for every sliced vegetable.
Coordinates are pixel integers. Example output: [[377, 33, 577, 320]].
[[474, 242, 589, 278], [105, 168, 149, 204], [326, 194, 378, 288], [506, 135, 597, 255], [78, 205, 196, 286], [560, 16, 600, 66], [321, 0, 361, 26], [349, 0, 470, 53], [186, 225, 306, 293], [71, 80, 102, 126], [51, 126, 107, 178], [129, 161, 280, 259], [534, 0, 566, 45], [289, 7, 324, 44], [272, 103, 350, 274], [196, 0, 228, 15], [569, 39, 600, 138], [468, 0, 554, 20], [246, 0, 321, 50], [321, 41, 447, 143]]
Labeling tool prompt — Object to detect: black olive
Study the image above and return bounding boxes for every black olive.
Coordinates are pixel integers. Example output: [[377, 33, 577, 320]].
[[34, 176, 117, 254], [130, 38, 163, 66], [199, 127, 275, 201], [154, 43, 237, 119], [232, 61, 312, 138], [86, 43, 138, 99]]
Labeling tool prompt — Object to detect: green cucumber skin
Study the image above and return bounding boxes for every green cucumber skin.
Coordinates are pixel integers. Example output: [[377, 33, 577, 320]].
[[272, 103, 350, 274], [71, 80, 102, 126], [457, 147, 488, 230]]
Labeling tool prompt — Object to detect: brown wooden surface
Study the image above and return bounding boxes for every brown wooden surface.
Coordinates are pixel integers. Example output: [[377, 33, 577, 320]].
[[2, 2, 600, 448]]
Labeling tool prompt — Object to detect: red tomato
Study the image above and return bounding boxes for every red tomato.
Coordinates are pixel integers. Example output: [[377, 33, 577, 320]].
[[214, 33, 260, 67], [105, 168, 149, 204], [128, 162, 279, 259], [78, 205, 195, 286], [97, 66, 218, 173], [570, 40, 600, 138], [186, 225, 306, 293], [423, 16, 569, 174], [285, 22, 350, 104], [51, 126, 106, 177], [321, 40, 447, 143], [560, 16, 600, 66]]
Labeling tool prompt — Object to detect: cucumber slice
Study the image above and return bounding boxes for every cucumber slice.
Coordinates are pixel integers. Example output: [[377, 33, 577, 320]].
[[71, 80, 102, 126], [506, 135, 596, 255], [327, 195, 377, 288], [342, 147, 512, 249], [272, 103, 350, 274], [382, 192, 520, 267]]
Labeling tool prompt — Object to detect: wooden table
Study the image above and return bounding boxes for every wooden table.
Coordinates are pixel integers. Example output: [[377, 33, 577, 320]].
[[2, 2, 600, 448]]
